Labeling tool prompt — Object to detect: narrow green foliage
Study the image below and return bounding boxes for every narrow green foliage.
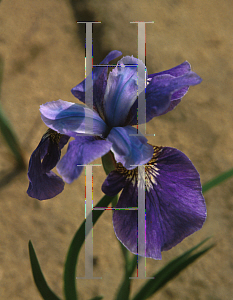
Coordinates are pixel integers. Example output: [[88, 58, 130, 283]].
[[63, 194, 117, 300], [131, 237, 214, 300], [114, 250, 138, 300], [101, 151, 116, 175], [28, 241, 61, 300], [88, 296, 104, 300], [0, 56, 25, 169], [202, 168, 233, 193]]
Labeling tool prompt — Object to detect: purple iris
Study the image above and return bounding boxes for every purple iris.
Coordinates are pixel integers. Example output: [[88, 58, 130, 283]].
[[27, 49, 206, 258], [102, 146, 206, 259], [27, 129, 70, 200]]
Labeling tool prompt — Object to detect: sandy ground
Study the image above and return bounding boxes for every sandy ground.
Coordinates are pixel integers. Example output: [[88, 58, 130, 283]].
[[0, 0, 232, 299]]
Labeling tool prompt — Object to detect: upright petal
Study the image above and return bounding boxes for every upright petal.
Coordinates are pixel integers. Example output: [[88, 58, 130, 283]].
[[106, 126, 153, 169], [71, 50, 122, 119], [102, 146, 206, 260], [128, 62, 202, 125], [104, 56, 146, 127], [148, 61, 191, 78], [57, 136, 112, 184], [27, 129, 69, 200], [148, 61, 193, 116], [40, 99, 109, 137]]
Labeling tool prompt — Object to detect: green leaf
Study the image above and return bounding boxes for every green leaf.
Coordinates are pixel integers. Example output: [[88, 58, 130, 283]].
[[88, 296, 104, 300], [131, 237, 214, 300], [202, 168, 233, 193], [64, 194, 117, 300], [114, 253, 138, 300], [0, 56, 25, 169], [28, 240, 61, 300], [101, 151, 116, 175]]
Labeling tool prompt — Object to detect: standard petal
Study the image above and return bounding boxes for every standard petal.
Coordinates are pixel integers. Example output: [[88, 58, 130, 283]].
[[57, 136, 112, 184], [127, 61, 202, 125], [128, 63, 202, 125], [71, 50, 122, 119], [147, 62, 191, 116], [40, 99, 109, 137], [103, 146, 206, 259], [148, 61, 191, 78], [146, 71, 202, 118], [27, 130, 69, 200], [104, 56, 146, 127], [106, 126, 153, 169]]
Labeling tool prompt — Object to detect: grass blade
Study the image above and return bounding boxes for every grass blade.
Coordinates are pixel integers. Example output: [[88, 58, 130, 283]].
[[63, 194, 117, 300], [0, 109, 26, 168], [101, 152, 116, 175], [131, 237, 214, 300], [202, 168, 233, 193], [28, 240, 61, 300], [0, 56, 25, 169], [114, 253, 138, 300]]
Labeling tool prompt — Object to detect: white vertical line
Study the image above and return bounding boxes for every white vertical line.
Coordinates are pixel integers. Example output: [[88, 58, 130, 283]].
[[137, 22, 147, 136], [85, 165, 93, 278], [137, 165, 146, 278], [85, 22, 93, 135]]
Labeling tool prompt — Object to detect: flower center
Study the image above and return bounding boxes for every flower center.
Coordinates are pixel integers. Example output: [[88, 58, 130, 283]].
[[43, 128, 61, 145], [116, 145, 162, 191]]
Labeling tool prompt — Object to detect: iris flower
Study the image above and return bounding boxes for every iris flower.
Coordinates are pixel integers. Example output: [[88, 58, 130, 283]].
[[102, 146, 206, 259], [27, 50, 206, 258]]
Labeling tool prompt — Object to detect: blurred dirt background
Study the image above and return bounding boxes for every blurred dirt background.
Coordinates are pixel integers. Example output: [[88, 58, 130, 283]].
[[0, 0, 232, 299]]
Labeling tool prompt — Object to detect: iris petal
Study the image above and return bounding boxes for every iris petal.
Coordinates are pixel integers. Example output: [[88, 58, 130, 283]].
[[148, 61, 191, 78], [57, 136, 112, 184], [27, 130, 69, 200], [104, 56, 146, 127], [40, 99, 109, 137], [71, 50, 122, 119], [129, 62, 202, 125], [149, 62, 192, 116], [106, 126, 153, 169], [102, 146, 206, 259], [147, 71, 202, 116]]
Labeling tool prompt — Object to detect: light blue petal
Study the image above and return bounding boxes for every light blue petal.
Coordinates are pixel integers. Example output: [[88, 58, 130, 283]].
[[40, 99, 109, 137], [71, 50, 122, 120], [57, 136, 112, 183], [104, 56, 146, 127], [106, 126, 153, 169]]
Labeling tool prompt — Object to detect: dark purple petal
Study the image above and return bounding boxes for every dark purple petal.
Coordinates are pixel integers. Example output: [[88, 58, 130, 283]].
[[102, 146, 206, 259], [27, 172, 65, 201], [106, 126, 153, 169], [128, 71, 202, 125], [102, 168, 129, 196], [40, 99, 109, 137], [57, 136, 112, 184], [155, 86, 189, 116], [147, 62, 191, 117], [104, 56, 145, 127], [71, 50, 122, 118], [148, 61, 191, 78], [27, 130, 69, 200]]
